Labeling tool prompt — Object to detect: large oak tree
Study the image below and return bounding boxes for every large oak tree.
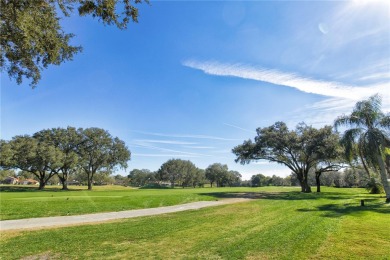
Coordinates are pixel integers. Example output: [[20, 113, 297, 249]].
[[157, 159, 198, 188], [33, 127, 81, 190], [77, 127, 130, 190], [233, 122, 342, 193], [0, 126, 131, 190], [1, 0, 148, 87], [205, 163, 228, 188], [0, 135, 62, 189]]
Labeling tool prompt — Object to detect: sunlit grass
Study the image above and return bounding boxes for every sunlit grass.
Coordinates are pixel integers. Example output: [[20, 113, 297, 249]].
[[0, 187, 389, 259], [1, 185, 299, 220]]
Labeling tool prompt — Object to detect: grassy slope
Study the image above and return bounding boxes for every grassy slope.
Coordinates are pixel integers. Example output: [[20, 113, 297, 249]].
[[1, 187, 389, 259], [0, 185, 297, 220], [0, 185, 218, 220]]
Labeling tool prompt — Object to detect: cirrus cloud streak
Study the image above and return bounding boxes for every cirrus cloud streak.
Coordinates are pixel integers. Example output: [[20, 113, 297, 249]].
[[183, 59, 383, 101]]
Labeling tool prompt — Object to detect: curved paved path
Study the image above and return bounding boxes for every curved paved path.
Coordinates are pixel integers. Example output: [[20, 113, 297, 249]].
[[0, 198, 250, 231]]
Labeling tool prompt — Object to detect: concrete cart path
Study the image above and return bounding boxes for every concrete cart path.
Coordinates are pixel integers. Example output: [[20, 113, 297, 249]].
[[0, 198, 251, 232]]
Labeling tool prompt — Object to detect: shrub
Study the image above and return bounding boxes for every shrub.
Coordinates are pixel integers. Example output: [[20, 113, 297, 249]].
[[366, 178, 384, 194]]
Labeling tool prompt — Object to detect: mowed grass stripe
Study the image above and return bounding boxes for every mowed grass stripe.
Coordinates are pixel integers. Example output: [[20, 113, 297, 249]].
[[197, 199, 339, 259], [0, 186, 300, 220], [0, 186, 217, 220], [2, 188, 388, 259], [312, 209, 390, 259]]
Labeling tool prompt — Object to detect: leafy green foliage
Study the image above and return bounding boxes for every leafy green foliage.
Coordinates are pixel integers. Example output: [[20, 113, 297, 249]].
[[0, 127, 131, 190], [204, 163, 242, 187], [128, 168, 155, 186], [0, 135, 62, 189], [335, 94, 390, 202], [33, 127, 80, 190], [0, 0, 147, 87], [251, 173, 270, 187], [366, 177, 385, 194], [76, 127, 131, 190], [205, 163, 228, 187], [233, 122, 342, 193], [157, 159, 199, 188]]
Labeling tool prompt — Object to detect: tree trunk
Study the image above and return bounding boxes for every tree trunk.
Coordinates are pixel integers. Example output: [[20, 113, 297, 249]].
[[87, 170, 95, 190], [303, 170, 312, 193], [298, 177, 305, 192], [303, 182, 312, 193], [377, 152, 390, 203], [299, 178, 311, 193], [359, 145, 371, 177], [87, 175, 93, 190], [38, 179, 45, 190], [59, 175, 69, 190], [296, 172, 311, 193], [306, 183, 312, 193], [315, 172, 321, 193], [62, 180, 68, 190]]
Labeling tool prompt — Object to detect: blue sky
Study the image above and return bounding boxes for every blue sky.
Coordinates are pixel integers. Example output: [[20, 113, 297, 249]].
[[1, 0, 389, 179]]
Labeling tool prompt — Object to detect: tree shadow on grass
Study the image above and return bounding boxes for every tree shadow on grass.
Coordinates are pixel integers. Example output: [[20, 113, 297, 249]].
[[199, 191, 322, 200], [0, 186, 82, 192], [297, 199, 390, 217], [199, 191, 353, 201], [199, 191, 390, 216]]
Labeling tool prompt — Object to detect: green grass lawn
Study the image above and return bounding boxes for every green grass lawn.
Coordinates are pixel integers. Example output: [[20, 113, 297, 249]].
[[1, 186, 389, 259], [0, 185, 220, 220], [0, 185, 300, 220]]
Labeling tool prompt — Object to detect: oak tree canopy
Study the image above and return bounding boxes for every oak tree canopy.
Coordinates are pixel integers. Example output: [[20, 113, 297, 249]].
[[0, 0, 148, 88]]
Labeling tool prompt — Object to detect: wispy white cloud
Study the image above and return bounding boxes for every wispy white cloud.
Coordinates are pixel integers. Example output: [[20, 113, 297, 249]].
[[131, 130, 241, 141], [183, 60, 378, 100], [134, 139, 197, 145], [358, 72, 390, 82], [129, 131, 240, 163], [183, 59, 390, 126], [329, 0, 389, 48], [131, 143, 211, 157], [223, 123, 256, 134], [132, 153, 200, 158], [182, 146, 215, 149]]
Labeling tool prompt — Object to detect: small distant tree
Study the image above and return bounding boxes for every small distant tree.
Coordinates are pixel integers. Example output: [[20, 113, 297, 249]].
[[128, 169, 154, 186], [205, 163, 228, 187], [269, 175, 285, 186], [251, 174, 270, 187], [288, 173, 301, 186], [113, 174, 128, 186], [226, 170, 242, 187], [181, 163, 198, 188], [282, 175, 292, 186], [0, 136, 62, 189], [72, 169, 88, 185], [33, 127, 81, 190], [77, 128, 130, 190], [320, 171, 337, 187], [192, 168, 206, 188], [157, 159, 197, 188], [0, 169, 16, 183], [93, 171, 115, 185]]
